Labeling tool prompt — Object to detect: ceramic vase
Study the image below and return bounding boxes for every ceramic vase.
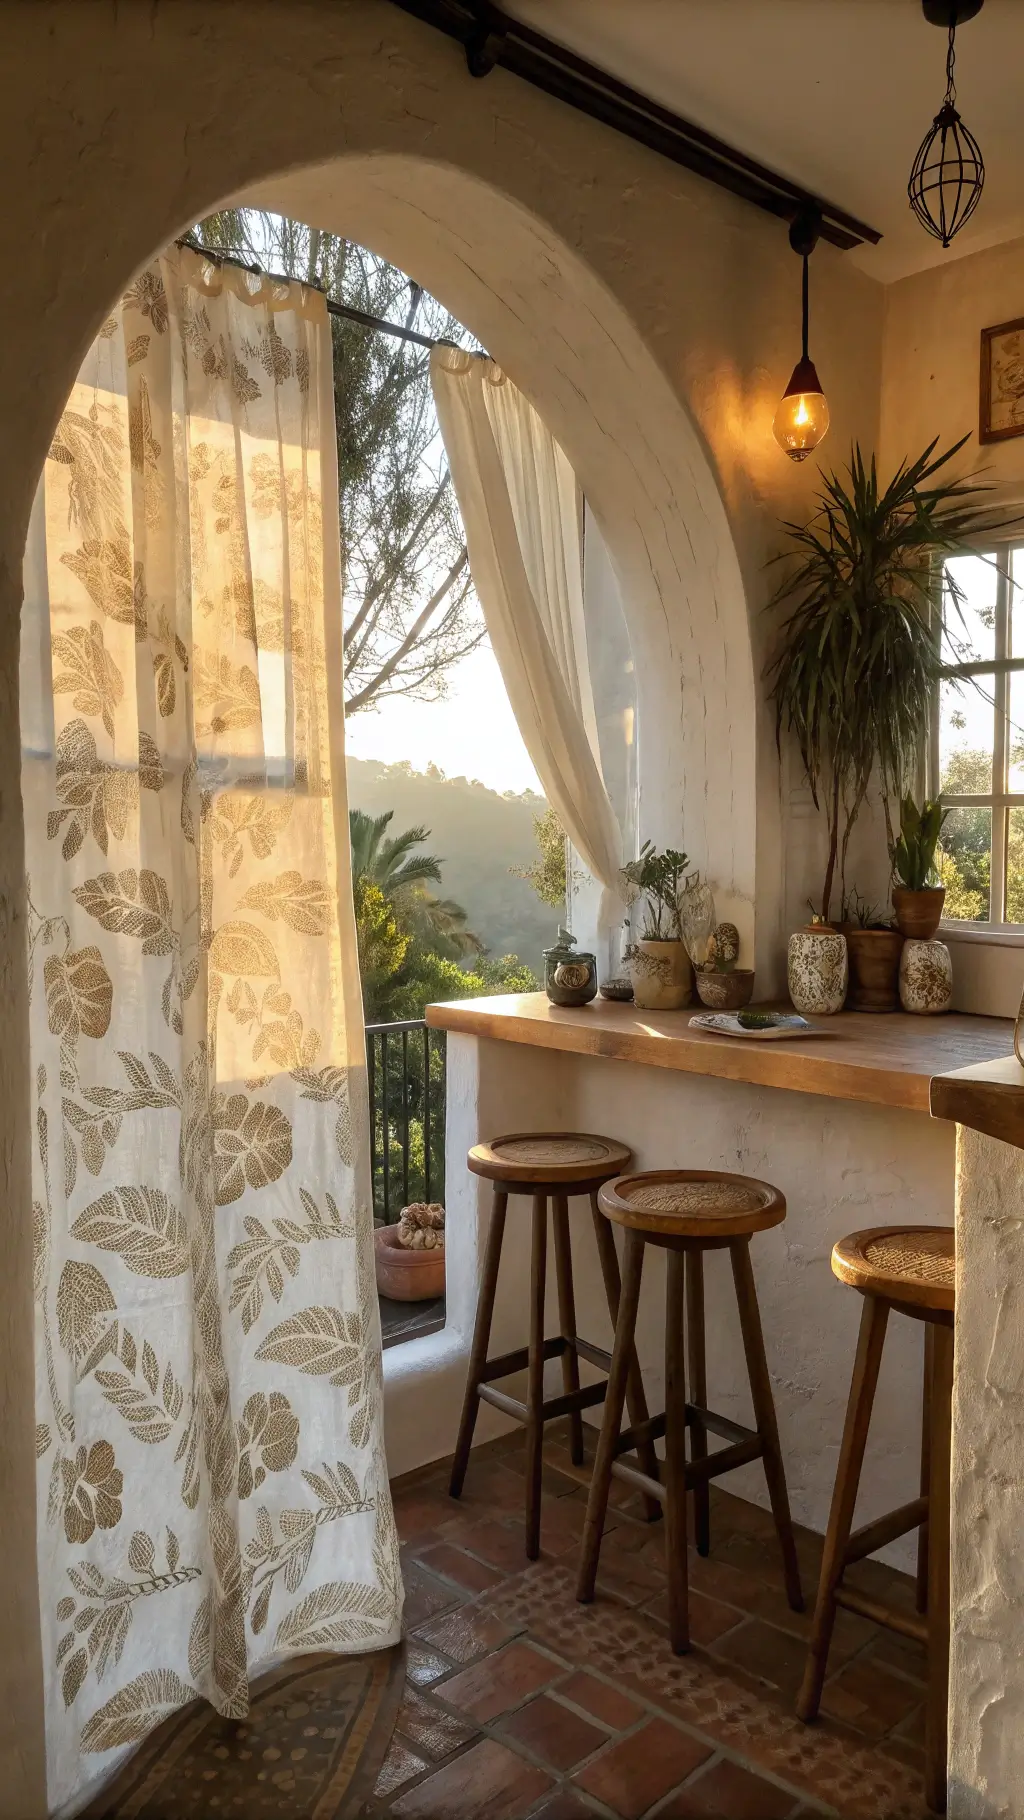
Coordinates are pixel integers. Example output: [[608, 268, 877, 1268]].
[[842, 927, 904, 1013], [627, 938, 693, 1011], [787, 926, 848, 1016], [899, 939, 952, 1015], [892, 886, 946, 942], [695, 968, 755, 1010]]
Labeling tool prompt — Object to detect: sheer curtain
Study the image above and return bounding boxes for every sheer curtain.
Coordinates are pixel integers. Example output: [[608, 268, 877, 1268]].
[[430, 347, 624, 952], [23, 243, 400, 1815]]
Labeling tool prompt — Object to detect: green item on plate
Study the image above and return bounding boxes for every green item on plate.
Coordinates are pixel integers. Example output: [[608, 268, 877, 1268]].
[[736, 1010, 776, 1029]]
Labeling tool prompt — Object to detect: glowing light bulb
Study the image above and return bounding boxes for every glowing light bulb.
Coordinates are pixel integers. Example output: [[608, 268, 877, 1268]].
[[773, 355, 830, 462]]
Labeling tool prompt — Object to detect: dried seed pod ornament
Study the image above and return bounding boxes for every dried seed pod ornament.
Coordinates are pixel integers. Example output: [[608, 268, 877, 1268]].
[[396, 1202, 446, 1250]]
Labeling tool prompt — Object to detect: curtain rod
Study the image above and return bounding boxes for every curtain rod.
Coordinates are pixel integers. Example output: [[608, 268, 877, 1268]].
[[178, 237, 460, 352]]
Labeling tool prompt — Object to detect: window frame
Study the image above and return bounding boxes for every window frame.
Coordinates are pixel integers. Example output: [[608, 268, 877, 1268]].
[[930, 541, 1024, 935]]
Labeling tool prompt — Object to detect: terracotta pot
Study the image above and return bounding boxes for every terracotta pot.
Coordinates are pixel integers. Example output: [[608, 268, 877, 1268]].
[[695, 968, 755, 1010], [892, 886, 946, 941], [373, 1225, 445, 1302], [787, 925, 848, 1016], [627, 938, 693, 1010], [841, 927, 904, 1013], [899, 939, 952, 1015]]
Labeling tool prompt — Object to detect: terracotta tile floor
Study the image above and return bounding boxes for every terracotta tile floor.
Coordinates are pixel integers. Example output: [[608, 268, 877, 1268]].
[[369, 1423, 933, 1819]]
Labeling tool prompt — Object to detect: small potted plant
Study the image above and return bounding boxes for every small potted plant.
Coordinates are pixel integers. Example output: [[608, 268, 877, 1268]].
[[892, 796, 949, 940], [619, 842, 693, 1010], [678, 883, 754, 1009], [839, 890, 904, 1013], [374, 1202, 446, 1301]]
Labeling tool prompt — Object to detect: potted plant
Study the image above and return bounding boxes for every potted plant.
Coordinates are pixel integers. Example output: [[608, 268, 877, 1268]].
[[619, 842, 693, 1010], [374, 1202, 446, 1301], [767, 437, 1008, 1012], [839, 890, 904, 1013], [892, 796, 949, 939], [677, 883, 755, 1008]]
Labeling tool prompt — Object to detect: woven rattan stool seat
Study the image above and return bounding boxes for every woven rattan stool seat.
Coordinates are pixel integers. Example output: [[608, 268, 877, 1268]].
[[598, 1169, 786, 1240], [832, 1225, 955, 1317], [469, 1131, 631, 1187]]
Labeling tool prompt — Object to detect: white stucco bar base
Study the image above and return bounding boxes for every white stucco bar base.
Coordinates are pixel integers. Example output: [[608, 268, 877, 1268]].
[[948, 1123, 1024, 1819]]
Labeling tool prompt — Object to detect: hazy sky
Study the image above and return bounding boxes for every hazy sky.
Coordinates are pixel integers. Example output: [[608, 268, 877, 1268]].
[[344, 635, 542, 796]]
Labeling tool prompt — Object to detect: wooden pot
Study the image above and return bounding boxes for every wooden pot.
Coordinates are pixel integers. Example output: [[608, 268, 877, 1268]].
[[695, 968, 755, 1010], [842, 927, 904, 1013], [892, 886, 946, 941], [374, 1225, 445, 1302]]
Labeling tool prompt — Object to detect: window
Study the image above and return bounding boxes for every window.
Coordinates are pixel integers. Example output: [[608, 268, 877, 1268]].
[[932, 545, 1024, 927]]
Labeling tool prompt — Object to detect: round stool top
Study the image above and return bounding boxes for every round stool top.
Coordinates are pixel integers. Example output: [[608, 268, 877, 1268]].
[[597, 1169, 786, 1239], [832, 1225, 955, 1315], [468, 1131, 632, 1187]]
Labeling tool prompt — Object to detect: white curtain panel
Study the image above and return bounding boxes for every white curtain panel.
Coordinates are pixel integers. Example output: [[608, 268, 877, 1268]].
[[22, 243, 401, 1816], [430, 347, 623, 941]]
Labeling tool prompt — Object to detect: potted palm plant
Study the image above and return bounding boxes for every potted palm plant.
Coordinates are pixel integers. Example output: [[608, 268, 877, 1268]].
[[620, 842, 693, 1010], [892, 796, 949, 939], [768, 436, 1008, 1012]]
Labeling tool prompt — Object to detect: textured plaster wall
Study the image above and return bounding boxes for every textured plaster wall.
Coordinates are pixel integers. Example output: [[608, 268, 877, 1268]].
[[0, 3, 887, 1809], [948, 1123, 1024, 1820]]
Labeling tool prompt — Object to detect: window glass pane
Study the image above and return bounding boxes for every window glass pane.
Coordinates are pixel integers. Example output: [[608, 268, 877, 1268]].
[[1008, 666, 1024, 794], [942, 552, 998, 665], [1007, 808, 1024, 924], [938, 806, 991, 921], [1008, 545, 1024, 656], [939, 676, 993, 795]]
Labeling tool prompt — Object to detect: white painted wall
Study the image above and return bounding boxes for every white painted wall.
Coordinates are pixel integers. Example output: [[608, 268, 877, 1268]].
[[387, 1033, 956, 1572]]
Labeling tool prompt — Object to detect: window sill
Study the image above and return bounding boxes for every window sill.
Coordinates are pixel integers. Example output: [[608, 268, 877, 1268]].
[[941, 925, 1024, 950]]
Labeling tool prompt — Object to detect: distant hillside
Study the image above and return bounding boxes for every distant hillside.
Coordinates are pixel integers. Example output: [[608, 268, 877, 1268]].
[[345, 757, 561, 970]]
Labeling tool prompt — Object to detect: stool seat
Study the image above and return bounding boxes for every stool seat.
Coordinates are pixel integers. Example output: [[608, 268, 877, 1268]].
[[832, 1225, 954, 1318], [599, 1169, 786, 1240], [469, 1131, 632, 1187]]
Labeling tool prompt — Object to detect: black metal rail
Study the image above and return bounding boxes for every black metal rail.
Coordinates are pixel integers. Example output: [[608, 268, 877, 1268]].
[[366, 1019, 447, 1223]]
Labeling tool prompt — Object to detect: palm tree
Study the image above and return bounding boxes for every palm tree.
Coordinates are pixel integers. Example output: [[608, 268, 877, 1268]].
[[348, 809, 482, 956]]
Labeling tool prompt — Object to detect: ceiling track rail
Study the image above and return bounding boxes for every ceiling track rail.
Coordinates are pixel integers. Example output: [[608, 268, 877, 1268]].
[[388, 0, 881, 251]]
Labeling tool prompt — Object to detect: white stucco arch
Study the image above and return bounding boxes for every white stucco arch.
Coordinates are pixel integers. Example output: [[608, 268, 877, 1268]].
[[255, 157, 756, 944]]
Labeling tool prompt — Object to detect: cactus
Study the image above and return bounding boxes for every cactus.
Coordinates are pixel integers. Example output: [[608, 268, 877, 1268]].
[[892, 796, 948, 891]]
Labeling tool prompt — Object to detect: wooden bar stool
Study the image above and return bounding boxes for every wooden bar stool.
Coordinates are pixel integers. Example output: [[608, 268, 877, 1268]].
[[797, 1225, 954, 1816], [577, 1170, 804, 1653], [450, 1131, 662, 1559]]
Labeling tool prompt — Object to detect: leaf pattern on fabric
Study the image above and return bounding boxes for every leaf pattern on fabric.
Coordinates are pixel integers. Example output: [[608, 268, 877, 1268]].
[[29, 243, 400, 1811]]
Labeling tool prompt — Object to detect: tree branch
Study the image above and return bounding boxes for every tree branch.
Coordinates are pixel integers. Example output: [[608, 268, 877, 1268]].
[[344, 549, 469, 714]]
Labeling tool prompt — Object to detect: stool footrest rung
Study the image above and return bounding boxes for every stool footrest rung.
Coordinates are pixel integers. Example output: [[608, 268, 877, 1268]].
[[614, 1414, 666, 1456], [572, 1335, 612, 1372], [611, 1457, 668, 1505], [834, 1583, 929, 1646], [843, 1495, 929, 1568], [689, 1405, 750, 1446], [478, 1378, 609, 1426], [480, 1336, 565, 1383], [687, 1434, 764, 1484]]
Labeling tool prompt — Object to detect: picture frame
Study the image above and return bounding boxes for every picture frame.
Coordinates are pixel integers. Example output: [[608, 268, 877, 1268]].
[[980, 317, 1024, 444]]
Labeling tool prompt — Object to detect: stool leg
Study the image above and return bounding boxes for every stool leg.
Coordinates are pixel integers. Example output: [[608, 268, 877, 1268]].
[[685, 1249, 711, 1558], [552, 1193, 584, 1466], [590, 1194, 662, 1522], [730, 1239, 803, 1613], [577, 1230, 645, 1603], [450, 1189, 507, 1499], [797, 1294, 889, 1722], [917, 1323, 934, 1615], [665, 1248, 691, 1653], [925, 1322, 953, 1817], [525, 1192, 548, 1561]]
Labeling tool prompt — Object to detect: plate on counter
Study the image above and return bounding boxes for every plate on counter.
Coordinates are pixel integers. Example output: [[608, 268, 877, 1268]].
[[688, 1011, 837, 1041]]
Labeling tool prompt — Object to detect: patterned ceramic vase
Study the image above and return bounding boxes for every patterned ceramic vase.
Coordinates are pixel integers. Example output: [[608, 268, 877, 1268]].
[[627, 939, 693, 1011], [787, 926, 848, 1016], [899, 940, 952, 1015]]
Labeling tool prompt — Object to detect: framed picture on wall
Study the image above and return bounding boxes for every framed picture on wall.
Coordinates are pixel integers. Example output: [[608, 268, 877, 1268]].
[[980, 317, 1024, 443]]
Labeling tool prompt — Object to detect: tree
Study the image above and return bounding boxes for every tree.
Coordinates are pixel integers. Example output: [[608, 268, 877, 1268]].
[[192, 209, 485, 714], [349, 809, 481, 958], [510, 806, 567, 911]]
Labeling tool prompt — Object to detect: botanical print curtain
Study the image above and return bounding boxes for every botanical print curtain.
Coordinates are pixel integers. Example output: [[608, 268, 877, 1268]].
[[22, 243, 401, 1815], [430, 348, 623, 945]]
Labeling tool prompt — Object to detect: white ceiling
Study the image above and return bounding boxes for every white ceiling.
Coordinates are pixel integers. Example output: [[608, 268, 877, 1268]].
[[504, 0, 1024, 282]]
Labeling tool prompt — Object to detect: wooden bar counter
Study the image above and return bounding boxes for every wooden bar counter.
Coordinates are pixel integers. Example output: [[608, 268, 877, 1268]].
[[426, 992, 1014, 1113]]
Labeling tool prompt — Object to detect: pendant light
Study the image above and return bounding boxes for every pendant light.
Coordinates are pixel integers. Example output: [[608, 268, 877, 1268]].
[[908, 1, 985, 248], [773, 208, 829, 463]]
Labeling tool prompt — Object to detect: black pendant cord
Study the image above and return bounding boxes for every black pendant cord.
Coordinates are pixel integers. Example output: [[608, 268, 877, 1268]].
[[944, 17, 958, 110], [801, 253, 810, 364]]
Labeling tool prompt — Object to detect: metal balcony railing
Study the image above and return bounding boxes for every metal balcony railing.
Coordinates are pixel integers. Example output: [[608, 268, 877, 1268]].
[[365, 1019, 447, 1225]]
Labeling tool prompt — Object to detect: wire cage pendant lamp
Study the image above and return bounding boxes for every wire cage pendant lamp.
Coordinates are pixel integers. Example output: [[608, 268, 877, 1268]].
[[908, 0, 985, 247]]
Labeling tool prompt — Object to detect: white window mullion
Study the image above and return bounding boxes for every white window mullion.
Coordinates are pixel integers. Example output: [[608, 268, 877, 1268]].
[[991, 561, 1010, 923]]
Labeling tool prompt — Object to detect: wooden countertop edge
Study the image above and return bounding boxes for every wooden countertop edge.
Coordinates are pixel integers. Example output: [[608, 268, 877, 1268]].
[[930, 1055, 1024, 1151], [425, 999, 938, 1113]]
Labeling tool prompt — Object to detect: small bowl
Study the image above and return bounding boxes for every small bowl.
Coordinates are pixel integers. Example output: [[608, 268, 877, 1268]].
[[373, 1225, 446, 1302], [695, 968, 755, 1010]]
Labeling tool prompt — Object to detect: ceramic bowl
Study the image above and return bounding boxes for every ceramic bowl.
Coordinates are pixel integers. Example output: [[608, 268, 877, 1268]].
[[373, 1225, 445, 1302], [695, 968, 755, 1010]]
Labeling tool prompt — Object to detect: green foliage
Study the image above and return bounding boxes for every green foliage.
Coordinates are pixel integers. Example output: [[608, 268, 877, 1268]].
[[352, 878, 409, 1014], [510, 806, 567, 911], [892, 796, 949, 891], [350, 808, 443, 894], [839, 888, 890, 930], [767, 437, 1009, 922], [620, 841, 691, 939]]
